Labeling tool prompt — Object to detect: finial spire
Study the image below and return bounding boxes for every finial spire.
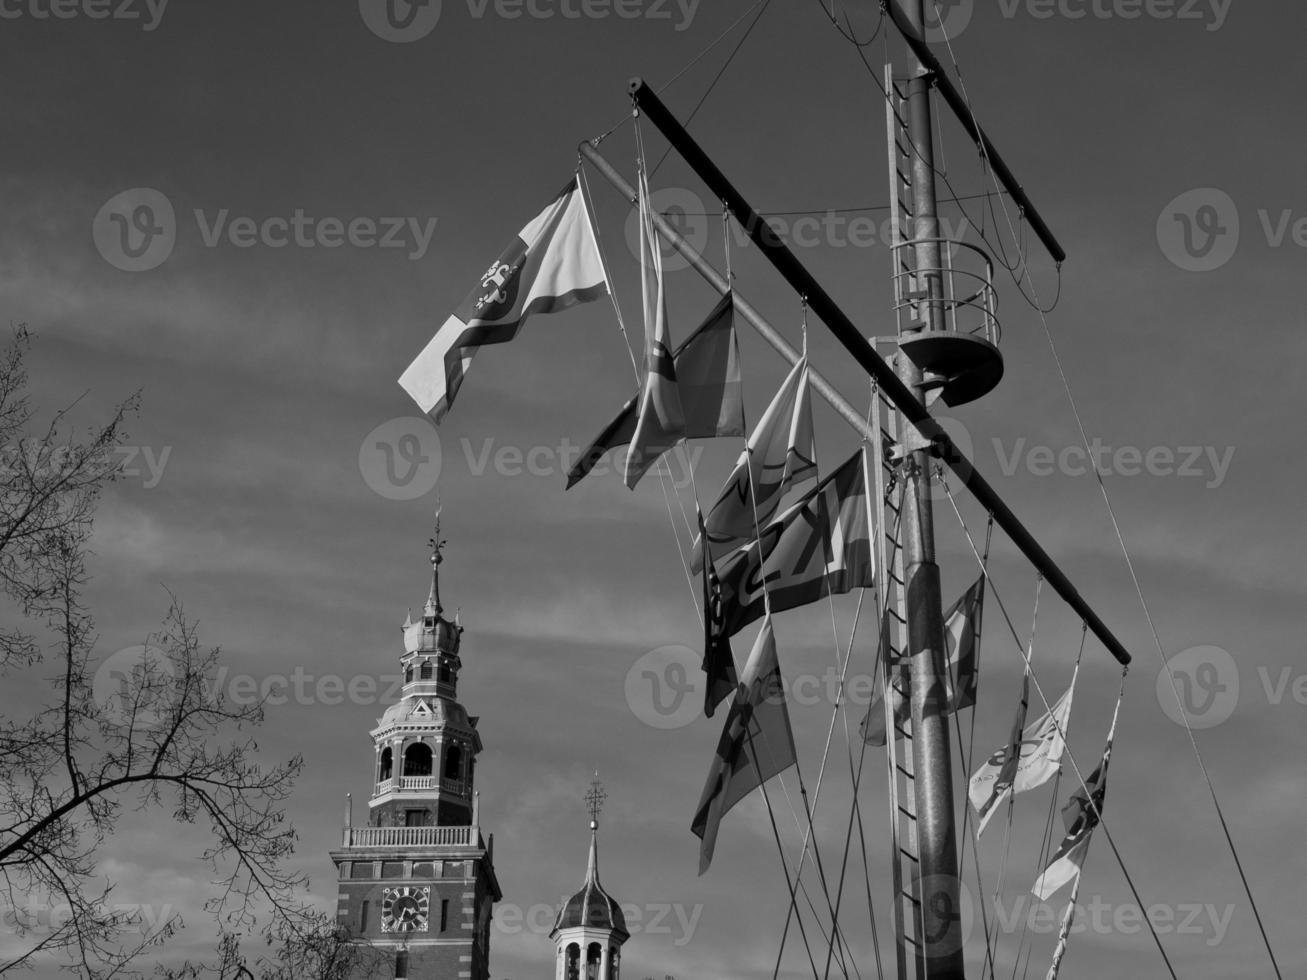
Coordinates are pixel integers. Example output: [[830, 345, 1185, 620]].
[[584, 770, 606, 829], [583, 771, 606, 883], [426, 499, 446, 616]]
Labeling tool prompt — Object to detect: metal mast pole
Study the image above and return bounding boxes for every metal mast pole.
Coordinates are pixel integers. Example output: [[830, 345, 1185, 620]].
[[897, 1, 965, 974]]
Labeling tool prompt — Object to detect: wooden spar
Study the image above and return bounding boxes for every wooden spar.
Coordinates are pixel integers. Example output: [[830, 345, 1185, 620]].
[[595, 88, 1131, 668], [882, 0, 1067, 264]]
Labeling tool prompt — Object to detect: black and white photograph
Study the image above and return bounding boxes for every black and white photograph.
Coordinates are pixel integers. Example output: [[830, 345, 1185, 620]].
[[0, 1, 1297, 978]]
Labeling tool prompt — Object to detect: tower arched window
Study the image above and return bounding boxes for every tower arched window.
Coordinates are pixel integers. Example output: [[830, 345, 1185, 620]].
[[585, 942, 602, 980], [420, 660, 433, 680], [404, 665, 413, 683], [403, 742, 433, 777], [564, 943, 580, 980], [378, 747, 393, 782], [444, 744, 463, 781]]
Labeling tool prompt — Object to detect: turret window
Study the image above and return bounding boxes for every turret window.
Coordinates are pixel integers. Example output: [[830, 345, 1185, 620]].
[[438, 663, 452, 684], [444, 745, 463, 781], [419, 660, 433, 680], [378, 748, 393, 782], [403, 743, 433, 777]]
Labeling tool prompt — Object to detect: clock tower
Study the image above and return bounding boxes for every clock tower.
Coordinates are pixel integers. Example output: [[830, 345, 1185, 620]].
[[331, 515, 502, 979]]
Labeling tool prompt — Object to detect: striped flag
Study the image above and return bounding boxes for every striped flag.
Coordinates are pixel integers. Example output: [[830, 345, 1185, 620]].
[[625, 167, 685, 488], [691, 618, 796, 874], [399, 177, 607, 422], [715, 449, 875, 637], [565, 292, 744, 489], [861, 576, 985, 746], [692, 356, 817, 572], [1032, 695, 1120, 901]]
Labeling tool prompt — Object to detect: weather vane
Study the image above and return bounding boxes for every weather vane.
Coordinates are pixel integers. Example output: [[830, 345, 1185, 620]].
[[584, 771, 606, 829], [429, 496, 446, 567]]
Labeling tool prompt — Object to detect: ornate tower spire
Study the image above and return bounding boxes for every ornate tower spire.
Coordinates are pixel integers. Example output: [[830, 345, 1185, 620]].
[[583, 772, 606, 882], [333, 515, 499, 980], [552, 773, 628, 980], [426, 502, 445, 617]]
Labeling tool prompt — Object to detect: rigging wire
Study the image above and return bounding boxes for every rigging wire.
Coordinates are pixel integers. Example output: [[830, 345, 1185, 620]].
[[952, 519, 1000, 980], [811, 380, 888, 980], [589, 0, 772, 147], [650, 0, 776, 180], [927, 3, 1282, 973], [943, 484, 1179, 980]]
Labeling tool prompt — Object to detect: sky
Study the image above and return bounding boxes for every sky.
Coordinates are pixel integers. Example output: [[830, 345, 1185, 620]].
[[2, 0, 1305, 977]]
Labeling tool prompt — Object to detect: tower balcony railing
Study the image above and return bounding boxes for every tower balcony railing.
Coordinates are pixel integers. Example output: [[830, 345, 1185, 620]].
[[373, 775, 469, 797], [342, 825, 481, 848]]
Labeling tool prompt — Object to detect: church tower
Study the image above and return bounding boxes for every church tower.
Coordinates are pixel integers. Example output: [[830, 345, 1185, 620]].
[[331, 514, 502, 980], [550, 776, 629, 980]]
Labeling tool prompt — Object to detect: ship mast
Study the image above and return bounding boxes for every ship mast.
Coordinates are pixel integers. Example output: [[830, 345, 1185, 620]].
[[613, 5, 1132, 974], [893, 0, 964, 973]]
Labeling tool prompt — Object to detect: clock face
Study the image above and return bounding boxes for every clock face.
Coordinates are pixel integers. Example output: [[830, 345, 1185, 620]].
[[381, 886, 430, 933]]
